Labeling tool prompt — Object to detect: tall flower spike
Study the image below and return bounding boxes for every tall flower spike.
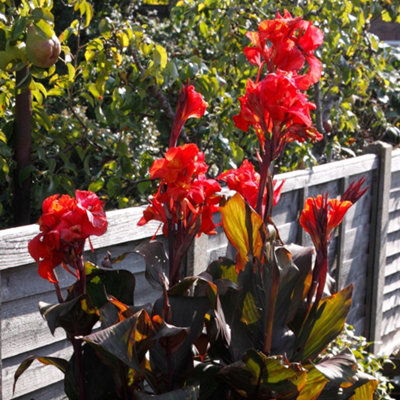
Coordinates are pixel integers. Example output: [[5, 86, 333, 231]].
[[300, 194, 352, 305], [341, 176, 368, 204], [169, 81, 208, 148]]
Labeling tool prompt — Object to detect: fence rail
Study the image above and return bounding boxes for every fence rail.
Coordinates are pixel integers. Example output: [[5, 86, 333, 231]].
[[1, 142, 399, 399]]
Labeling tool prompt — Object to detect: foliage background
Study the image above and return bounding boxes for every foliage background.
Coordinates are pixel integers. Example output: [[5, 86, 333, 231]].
[[1, 0, 400, 228]]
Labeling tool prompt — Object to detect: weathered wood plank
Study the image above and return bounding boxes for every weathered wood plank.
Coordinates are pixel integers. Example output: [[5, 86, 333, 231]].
[[381, 305, 400, 336], [12, 381, 67, 400], [2, 291, 68, 360], [276, 221, 299, 244], [388, 209, 400, 234], [1, 240, 160, 304], [389, 187, 400, 213], [391, 148, 400, 173], [381, 329, 400, 356], [0, 206, 160, 270], [385, 253, 400, 277], [386, 229, 400, 258], [277, 153, 378, 193], [383, 270, 400, 295], [271, 190, 300, 226], [390, 170, 400, 190], [382, 288, 400, 313], [338, 224, 371, 261], [2, 341, 73, 399]]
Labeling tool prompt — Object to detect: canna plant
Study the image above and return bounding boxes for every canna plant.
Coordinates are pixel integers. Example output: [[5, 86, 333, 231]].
[[14, 9, 379, 400]]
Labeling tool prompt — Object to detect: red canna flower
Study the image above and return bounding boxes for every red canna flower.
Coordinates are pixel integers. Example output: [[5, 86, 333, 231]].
[[299, 181, 367, 306], [341, 176, 368, 204], [28, 190, 107, 283], [244, 10, 324, 90], [150, 144, 208, 192], [299, 195, 352, 251], [217, 159, 284, 210], [169, 82, 208, 148], [233, 73, 322, 157], [140, 143, 221, 237]]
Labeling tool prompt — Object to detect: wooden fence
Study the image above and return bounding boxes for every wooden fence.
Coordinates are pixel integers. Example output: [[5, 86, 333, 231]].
[[1, 142, 399, 399]]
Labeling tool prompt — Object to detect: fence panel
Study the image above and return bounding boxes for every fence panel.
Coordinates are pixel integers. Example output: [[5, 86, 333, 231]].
[[381, 149, 400, 355], [1, 146, 400, 399]]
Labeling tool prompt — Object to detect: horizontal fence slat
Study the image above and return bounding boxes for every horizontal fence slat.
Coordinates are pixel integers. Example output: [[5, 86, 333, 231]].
[[277, 153, 378, 193], [0, 207, 160, 271], [385, 253, 400, 277], [381, 305, 400, 336], [391, 149, 400, 173], [388, 209, 400, 234], [2, 341, 73, 400]]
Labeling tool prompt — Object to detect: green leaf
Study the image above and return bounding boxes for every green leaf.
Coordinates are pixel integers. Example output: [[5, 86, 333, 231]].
[[13, 355, 68, 394], [72, 261, 136, 309], [154, 44, 168, 70], [34, 19, 55, 39], [10, 17, 27, 41], [220, 350, 307, 398], [292, 285, 353, 362], [31, 8, 54, 23], [88, 178, 104, 192]]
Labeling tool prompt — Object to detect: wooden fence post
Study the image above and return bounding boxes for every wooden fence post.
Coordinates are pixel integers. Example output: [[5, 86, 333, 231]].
[[365, 141, 392, 353], [186, 234, 209, 276]]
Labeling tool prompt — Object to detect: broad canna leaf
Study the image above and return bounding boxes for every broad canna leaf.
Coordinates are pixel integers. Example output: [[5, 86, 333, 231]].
[[13, 355, 68, 394], [39, 294, 99, 336], [350, 377, 379, 400], [207, 257, 238, 284], [70, 261, 136, 309], [64, 343, 119, 400], [220, 349, 307, 399], [83, 309, 155, 371], [220, 193, 265, 270], [313, 348, 357, 384], [134, 240, 169, 290], [292, 285, 353, 362], [297, 366, 328, 400]]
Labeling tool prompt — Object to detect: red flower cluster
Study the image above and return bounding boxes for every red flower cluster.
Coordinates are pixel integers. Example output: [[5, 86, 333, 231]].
[[217, 160, 284, 210], [138, 143, 221, 237], [234, 10, 323, 162], [244, 9, 324, 90], [233, 73, 322, 157], [28, 190, 107, 283], [169, 82, 208, 148]]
